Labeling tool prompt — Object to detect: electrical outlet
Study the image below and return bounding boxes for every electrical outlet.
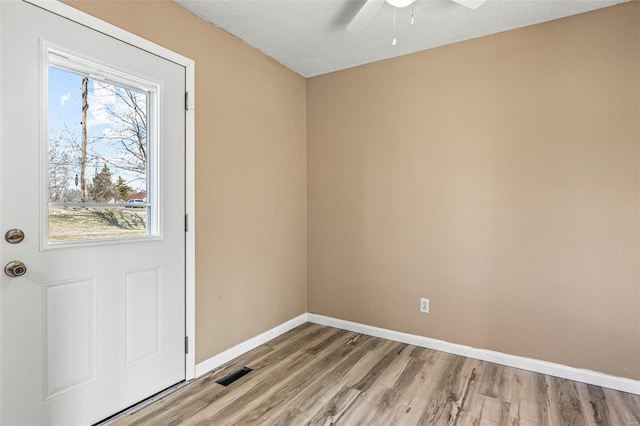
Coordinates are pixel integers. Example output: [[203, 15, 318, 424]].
[[420, 298, 430, 313]]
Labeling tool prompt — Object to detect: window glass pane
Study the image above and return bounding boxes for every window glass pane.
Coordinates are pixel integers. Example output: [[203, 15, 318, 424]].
[[47, 64, 152, 243]]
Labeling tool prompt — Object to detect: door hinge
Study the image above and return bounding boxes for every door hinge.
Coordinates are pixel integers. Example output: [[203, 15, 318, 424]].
[[185, 91, 190, 111], [185, 213, 189, 232], [185, 336, 189, 354]]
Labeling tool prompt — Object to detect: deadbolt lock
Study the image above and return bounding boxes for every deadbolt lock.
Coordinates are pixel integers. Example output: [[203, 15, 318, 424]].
[[4, 229, 25, 244], [4, 261, 27, 277]]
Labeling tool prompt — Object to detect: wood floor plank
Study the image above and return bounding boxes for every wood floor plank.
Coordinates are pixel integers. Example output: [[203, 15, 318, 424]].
[[381, 354, 441, 424], [339, 339, 400, 388], [546, 376, 586, 425], [458, 394, 510, 426], [601, 388, 640, 425], [408, 345, 441, 362], [304, 385, 362, 425], [108, 324, 640, 426], [350, 341, 412, 392], [184, 330, 354, 425], [333, 344, 426, 425], [507, 368, 552, 426], [575, 382, 613, 426], [369, 356, 427, 423], [416, 356, 478, 425], [479, 362, 513, 403], [456, 360, 509, 426], [228, 332, 370, 425], [257, 334, 379, 425]]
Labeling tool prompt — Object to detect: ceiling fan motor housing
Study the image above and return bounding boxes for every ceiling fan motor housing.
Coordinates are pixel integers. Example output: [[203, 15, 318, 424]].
[[386, 0, 416, 8]]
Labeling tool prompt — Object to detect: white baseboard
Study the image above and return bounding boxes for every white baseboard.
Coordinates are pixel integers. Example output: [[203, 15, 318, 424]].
[[194, 313, 308, 378], [194, 312, 639, 395], [307, 313, 640, 395]]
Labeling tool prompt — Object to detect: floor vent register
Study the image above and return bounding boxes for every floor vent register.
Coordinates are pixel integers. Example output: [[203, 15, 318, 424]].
[[215, 366, 254, 387]]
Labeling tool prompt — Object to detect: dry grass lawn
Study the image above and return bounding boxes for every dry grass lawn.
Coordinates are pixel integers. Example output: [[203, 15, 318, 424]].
[[48, 206, 147, 241]]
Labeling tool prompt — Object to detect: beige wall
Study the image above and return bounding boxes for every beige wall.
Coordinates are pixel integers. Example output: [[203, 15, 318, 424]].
[[65, 0, 640, 380], [64, 0, 307, 364], [307, 2, 640, 379]]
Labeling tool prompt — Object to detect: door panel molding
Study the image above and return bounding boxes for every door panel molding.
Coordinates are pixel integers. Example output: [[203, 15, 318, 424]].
[[43, 277, 97, 400]]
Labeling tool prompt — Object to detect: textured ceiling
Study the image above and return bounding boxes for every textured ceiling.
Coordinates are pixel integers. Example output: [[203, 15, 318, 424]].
[[174, 0, 627, 77]]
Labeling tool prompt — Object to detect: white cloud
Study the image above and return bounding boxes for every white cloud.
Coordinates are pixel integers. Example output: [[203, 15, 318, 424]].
[[60, 92, 70, 106], [86, 80, 147, 131], [87, 80, 117, 128]]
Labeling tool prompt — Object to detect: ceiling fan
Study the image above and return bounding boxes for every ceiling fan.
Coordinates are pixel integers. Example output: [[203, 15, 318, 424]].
[[347, 0, 486, 32]]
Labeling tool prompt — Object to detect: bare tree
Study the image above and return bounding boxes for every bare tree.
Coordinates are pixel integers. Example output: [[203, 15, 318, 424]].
[[48, 140, 73, 201], [91, 85, 147, 183], [48, 127, 82, 202]]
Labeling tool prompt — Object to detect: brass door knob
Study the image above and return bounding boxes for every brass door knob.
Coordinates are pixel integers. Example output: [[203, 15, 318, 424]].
[[4, 229, 25, 244], [4, 261, 27, 277]]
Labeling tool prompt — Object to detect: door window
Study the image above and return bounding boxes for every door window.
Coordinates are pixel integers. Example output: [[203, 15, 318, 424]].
[[45, 49, 160, 246]]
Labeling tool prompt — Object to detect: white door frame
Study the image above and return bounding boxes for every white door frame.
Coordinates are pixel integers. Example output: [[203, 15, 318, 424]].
[[19, 0, 197, 381]]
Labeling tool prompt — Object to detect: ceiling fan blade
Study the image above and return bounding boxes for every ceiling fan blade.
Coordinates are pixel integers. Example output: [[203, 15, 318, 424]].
[[451, 0, 486, 10], [347, 0, 387, 31]]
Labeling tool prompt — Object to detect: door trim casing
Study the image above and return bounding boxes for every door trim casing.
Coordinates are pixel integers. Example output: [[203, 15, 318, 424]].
[[24, 0, 197, 380]]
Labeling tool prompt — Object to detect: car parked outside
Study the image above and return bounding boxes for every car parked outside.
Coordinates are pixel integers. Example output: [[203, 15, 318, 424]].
[[125, 199, 146, 208]]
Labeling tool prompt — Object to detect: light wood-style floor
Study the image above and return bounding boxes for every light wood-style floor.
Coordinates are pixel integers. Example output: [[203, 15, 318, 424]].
[[111, 323, 640, 425]]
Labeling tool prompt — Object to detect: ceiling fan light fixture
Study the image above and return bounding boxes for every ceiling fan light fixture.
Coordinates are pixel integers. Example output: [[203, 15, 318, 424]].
[[451, 0, 486, 9], [386, 0, 415, 8]]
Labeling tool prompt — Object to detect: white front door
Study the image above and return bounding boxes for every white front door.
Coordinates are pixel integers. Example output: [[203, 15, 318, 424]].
[[1, 1, 186, 424]]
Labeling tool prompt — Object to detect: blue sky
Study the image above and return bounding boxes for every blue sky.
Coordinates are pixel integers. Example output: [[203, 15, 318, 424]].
[[48, 66, 82, 134]]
